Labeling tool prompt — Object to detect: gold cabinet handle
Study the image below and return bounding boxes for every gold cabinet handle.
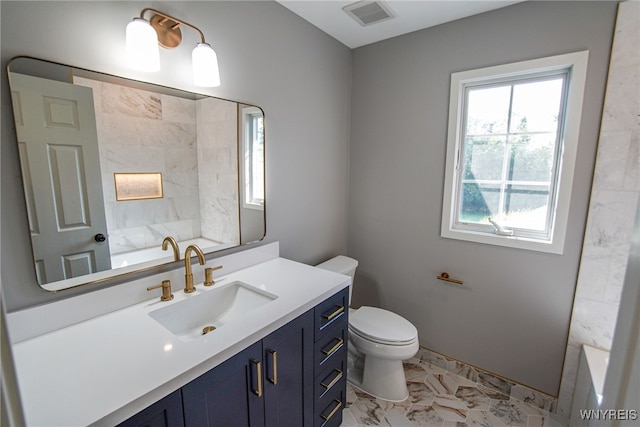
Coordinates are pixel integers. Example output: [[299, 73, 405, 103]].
[[321, 337, 344, 356], [321, 399, 342, 421], [320, 369, 343, 390], [267, 349, 278, 385], [251, 359, 263, 397], [322, 305, 345, 321]]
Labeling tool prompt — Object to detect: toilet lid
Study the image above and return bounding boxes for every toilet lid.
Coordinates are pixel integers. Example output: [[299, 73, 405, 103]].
[[349, 306, 417, 345]]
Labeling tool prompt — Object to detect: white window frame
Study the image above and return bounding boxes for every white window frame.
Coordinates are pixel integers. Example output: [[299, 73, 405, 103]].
[[241, 106, 264, 211], [441, 51, 589, 254]]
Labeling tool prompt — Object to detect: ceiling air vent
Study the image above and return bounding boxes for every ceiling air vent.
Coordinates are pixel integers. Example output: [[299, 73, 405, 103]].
[[343, 0, 395, 26]]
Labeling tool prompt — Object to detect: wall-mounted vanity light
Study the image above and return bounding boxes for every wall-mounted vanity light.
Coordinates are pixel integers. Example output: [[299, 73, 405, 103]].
[[126, 8, 220, 87]]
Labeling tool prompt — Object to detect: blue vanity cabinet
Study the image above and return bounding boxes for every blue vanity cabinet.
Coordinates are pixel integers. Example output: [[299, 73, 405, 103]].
[[182, 309, 315, 427], [182, 341, 266, 426], [117, 389, 184, 427], [118, 288, 348, 427], [262, 310, 315, 426], [313, 288, 349, 427]]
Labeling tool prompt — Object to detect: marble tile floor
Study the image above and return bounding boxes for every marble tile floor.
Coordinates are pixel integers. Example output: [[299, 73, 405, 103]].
[[340, 358, 568, 427]]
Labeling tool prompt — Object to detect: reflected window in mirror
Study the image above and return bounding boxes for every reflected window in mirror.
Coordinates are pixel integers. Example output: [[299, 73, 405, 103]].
[[242, 106, 264, 210]]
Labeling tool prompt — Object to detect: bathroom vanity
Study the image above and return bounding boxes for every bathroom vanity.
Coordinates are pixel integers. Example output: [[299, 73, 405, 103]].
[[7, 244, 349, 426]]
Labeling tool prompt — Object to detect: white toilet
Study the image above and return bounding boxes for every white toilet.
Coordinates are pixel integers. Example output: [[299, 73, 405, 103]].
[[316, 255, 419, 402]]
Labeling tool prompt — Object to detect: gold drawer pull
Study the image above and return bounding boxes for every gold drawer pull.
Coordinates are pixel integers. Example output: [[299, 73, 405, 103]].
[[251, 359, 263, 397], [321, 399, 342, 421], [267, 349, 278, 385], [322, 338, 344, 356], [322, 305, 345, 321], [320, 369, 343, 390]]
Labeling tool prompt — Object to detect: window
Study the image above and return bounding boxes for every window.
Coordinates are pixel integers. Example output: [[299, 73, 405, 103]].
[[241, 106, 264, 209], [441, 52, 589, 253]]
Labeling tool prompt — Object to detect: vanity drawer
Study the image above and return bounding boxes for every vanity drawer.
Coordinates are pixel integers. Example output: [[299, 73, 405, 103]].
[[314, 288, 348, 339], [315, 350, 346, 401], [314, 379, 346, 427], [314, 322, 347, 369]]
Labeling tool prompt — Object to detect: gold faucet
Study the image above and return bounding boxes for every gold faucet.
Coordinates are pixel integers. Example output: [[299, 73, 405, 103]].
[[162, 236, 180, 262], [184, 244, 205, 293], [147, 280, 174, 301]]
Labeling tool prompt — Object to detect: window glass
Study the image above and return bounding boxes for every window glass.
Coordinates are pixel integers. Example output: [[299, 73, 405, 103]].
[[242, 107, 264, 209], [457, 75, 565, 237], [441, 51, 589, 253]]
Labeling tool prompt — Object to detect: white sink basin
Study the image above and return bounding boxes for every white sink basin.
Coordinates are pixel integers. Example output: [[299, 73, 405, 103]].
[[149, 281, 278, 341]]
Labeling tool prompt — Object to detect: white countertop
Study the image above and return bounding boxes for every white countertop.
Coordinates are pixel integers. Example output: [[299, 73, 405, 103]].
[[11, 257, 349, 427]]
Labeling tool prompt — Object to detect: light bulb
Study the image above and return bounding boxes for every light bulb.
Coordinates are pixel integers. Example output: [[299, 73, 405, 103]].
[[126, 18, 160, 72], [192, 43, 220, 87]]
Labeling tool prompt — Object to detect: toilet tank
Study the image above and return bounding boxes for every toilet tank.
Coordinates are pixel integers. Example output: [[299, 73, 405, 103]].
[[316, 255, 358, 305]]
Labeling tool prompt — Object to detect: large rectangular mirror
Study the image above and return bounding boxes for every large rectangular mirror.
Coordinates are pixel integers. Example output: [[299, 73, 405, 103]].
[[7, 57, 265, 292]]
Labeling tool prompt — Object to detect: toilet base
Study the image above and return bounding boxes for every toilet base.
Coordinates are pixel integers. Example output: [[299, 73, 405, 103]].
[[362, 357, 409, 402], [347, 348, 410, 402]]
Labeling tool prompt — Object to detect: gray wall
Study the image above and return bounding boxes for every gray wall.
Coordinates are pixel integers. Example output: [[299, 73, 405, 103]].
[[348, 1, 617, 395], [1, 1, 351, 310]]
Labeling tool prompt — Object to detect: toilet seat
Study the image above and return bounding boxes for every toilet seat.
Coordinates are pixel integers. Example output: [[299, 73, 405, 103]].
[[349, 306, 417, 345]]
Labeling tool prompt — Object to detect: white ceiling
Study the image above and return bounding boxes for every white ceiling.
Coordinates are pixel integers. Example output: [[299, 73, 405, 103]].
[[277, 0, 525, 48]]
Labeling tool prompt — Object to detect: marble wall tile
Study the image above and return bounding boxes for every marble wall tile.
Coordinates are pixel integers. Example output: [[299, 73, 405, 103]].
[[146, 220, 199, 245], [623, 130, 640, 191], [163, 173, 200, 198], [567, 298, 618, 349], [200, 198, 240, 245], [196, 97, 239, 244], [75, 76, 242, 256], [165, 147, 198, 174], [113, 86, 162, 119], [108, 227, 147, 254], [573, 246, 612, 301], [161, 94, 196, 124], [558, 1, 639, 418], [103, 143, 165, 172], [592, 130, 634, 189], [600, 65, 640, 132], [585, 190, 639, 250]]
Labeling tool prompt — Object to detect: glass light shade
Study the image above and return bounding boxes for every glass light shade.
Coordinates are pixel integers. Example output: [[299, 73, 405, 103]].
[[126, 18, 160, 72], [192, 43, 220, 87]]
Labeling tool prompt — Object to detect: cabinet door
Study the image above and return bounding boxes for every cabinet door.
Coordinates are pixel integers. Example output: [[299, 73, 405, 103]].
[[117, 389, 184, 427], [263, 310, 314, 427], [182, 341, 265, 427]]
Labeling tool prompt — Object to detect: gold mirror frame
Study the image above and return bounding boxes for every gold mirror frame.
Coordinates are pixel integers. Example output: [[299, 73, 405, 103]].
[[7, 56, 266, 292]]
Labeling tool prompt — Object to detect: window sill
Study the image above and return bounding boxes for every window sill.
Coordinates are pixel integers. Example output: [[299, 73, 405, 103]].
[[243, 202, 264, 211], [441, 227, 564, 254]]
